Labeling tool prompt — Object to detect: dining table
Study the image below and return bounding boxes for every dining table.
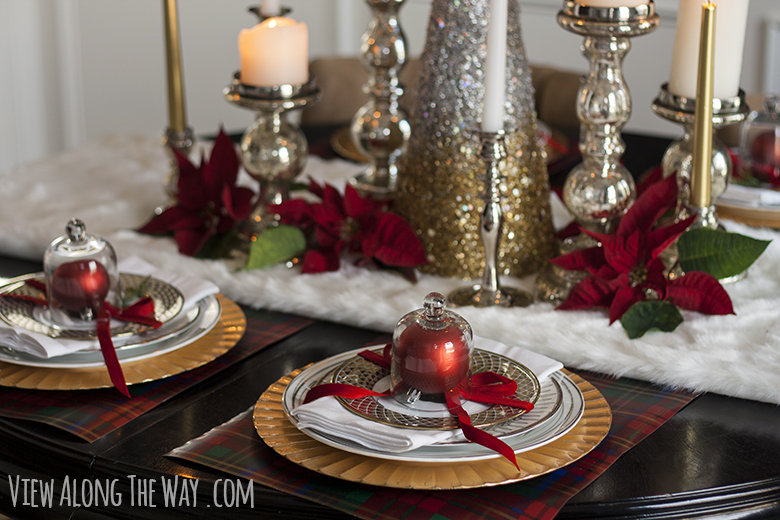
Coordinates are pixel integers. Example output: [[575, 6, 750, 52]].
[[1, 130, 780, 520]]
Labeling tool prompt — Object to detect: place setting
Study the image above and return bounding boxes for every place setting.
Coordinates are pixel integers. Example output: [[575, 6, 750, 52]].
[[0, 218, 246, 395], [253, 292, 611, 489]]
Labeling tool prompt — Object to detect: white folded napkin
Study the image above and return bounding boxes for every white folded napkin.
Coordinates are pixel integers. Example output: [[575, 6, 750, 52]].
[[721, 183, 780, 207], [0, 256, 219, 359], [290, 337, 564, 453]]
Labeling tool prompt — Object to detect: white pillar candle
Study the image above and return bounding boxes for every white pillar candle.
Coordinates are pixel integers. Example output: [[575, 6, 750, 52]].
[[482, 0, 508, 133], [577, 0, 647, 7], [668, 0, 749, 99], [260, 0, 281, 17], [239, 17, 308, 87]]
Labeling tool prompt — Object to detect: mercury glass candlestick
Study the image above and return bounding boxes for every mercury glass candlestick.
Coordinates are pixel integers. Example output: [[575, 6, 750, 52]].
[[557, 1, 658, 234], [224, 73, 321, 237], [349, 0, 411, 197], [651, 84, 749, 227], [536, 1, 658, 305], [449, 131, 534, 308]]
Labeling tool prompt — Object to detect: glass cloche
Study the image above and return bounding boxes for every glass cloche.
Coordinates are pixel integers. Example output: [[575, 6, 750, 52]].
[[739, 95, 780, 185], [390, 292, 474, 408], [43, 218, 119, 325]]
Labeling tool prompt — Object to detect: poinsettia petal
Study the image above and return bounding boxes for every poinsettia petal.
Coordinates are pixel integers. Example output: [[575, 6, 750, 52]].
[[609, 286, 644, 324], [557, 275, 616, 311], [301, 248, 341, 273], [548, 246, 605, 274], [321, 183, 345, 217], [315, 225, 340, 248], [173, 227, 213, 256], [268, 199, 312, 227], [307, 179, 325, 200], [222, 185, 255, 221], [203, 128, 240, 200], [617, 173, 678, 238], [175, 152, 209, 210], [137, 205, 201, 234], [666, 271, 735, 315], [364, 212, 428, 267], [635, 165, 664, 197], [344, 184, 386, 219], [310, 201, 344, 233], [646, 214, 696, 260], [602, 232, 640, 273]]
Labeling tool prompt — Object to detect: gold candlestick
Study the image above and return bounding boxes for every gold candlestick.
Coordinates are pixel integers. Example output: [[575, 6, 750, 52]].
[[161, 0, 194, 206], [689, 3, 715, 213], [163, 0, 187, 134]]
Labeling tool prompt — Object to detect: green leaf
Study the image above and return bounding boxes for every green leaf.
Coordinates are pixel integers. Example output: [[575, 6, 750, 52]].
[[677, 228, 770, 279], [246, 225, 306, 270], [620, 301, 684, 339]]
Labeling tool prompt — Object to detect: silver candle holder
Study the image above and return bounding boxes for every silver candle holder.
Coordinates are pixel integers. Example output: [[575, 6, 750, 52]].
[[449, 131, 533, 308], [536, 1, 659, 305], [224, 73, 321, 237], [651, 83, 749, 228], [349, 0, 411, 198], [557, 1, 659, 234]]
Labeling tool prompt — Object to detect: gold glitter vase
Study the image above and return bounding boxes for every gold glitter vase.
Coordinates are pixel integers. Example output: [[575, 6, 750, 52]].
[[395, 0, 555, 279]]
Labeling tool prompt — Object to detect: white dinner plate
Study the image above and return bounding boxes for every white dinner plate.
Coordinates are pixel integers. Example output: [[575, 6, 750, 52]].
[[0, 294, 221, 368]]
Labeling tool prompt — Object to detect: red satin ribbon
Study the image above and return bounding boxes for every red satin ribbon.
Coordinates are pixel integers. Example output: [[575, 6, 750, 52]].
[[305, 347, 534, 468], [1, 280, 162, 398]]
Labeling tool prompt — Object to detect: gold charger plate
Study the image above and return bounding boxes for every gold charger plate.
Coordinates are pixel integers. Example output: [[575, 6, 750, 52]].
[[254, 367, 611, 490], [0, 295, 245, 391], [717, 202, 780, 228]]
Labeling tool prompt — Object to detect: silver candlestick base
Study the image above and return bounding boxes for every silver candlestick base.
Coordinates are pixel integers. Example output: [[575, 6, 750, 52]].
[[349, 0, 411, 198], [224, 73, 321, 238], [158, 126, 195, 212], [449, 131, 533, 308], [651, 83, 749, 226]]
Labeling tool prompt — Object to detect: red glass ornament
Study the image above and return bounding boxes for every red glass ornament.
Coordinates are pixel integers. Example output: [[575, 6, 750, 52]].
[[393, 321, 470, 394], [750, 131, 780, 182], [50, 260, 110, 311], [391, 293, 473, 405]]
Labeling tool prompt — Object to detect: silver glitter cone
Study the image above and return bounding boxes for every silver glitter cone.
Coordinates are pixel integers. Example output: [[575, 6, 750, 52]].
[[395, 0, 555, 279]]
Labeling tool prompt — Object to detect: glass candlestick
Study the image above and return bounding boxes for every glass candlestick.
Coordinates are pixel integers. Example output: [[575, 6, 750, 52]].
[[349, 0, 411, 197], [651, 83, 749, 227], [536, 1, 658, 305], [224, 73, 321, 238], [448, 131, 534, 308], [557, 1, 658, 234]]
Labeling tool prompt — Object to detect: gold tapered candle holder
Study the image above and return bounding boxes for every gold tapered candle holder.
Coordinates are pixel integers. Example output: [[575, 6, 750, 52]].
[[161, 0, 194, 206]]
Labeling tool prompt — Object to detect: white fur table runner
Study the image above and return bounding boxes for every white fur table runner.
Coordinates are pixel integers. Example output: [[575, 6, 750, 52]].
[[2, 134, 780, 405]]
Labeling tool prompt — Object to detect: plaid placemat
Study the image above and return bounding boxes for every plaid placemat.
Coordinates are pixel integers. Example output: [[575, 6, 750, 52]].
[[167, 370, 698, 520], [0, 308, 313, 442]]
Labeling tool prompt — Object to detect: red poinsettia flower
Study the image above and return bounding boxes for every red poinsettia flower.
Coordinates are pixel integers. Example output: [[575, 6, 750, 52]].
[[269, 180, 428, 275], [138, 129, 255, 256], [550, 173, 734, 322]]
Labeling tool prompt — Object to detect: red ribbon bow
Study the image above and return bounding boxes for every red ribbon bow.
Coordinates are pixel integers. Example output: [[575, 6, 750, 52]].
[[303, 344, 534, 469], [2, 279, 162, 398]]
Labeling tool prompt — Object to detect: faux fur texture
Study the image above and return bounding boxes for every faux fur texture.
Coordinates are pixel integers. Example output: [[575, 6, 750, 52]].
[[2, 135, 780, 404]]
